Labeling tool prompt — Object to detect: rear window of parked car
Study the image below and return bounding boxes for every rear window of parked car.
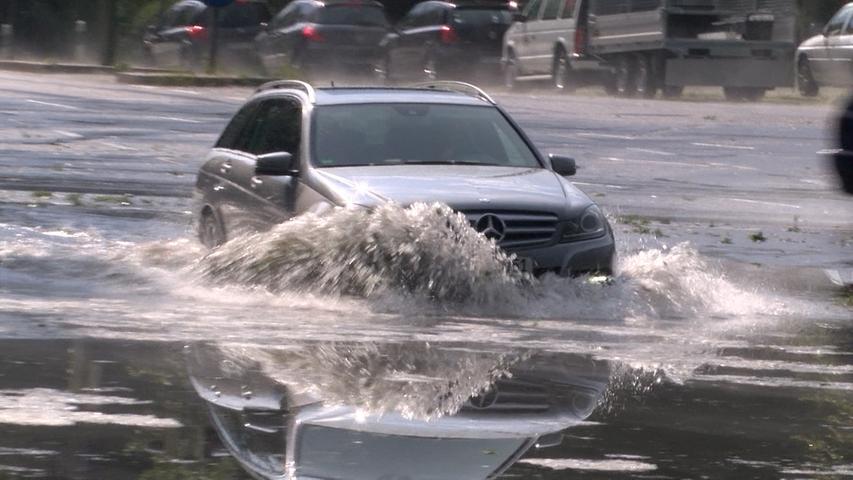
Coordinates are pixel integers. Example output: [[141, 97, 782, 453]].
[[315, 5, 389, 26]]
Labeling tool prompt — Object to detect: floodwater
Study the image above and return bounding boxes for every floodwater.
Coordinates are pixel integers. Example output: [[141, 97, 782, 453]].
[[0, 199, 850, 479]]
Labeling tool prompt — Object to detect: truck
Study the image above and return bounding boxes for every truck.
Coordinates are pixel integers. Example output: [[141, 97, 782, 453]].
[[502, 0, 798, 100], [586, 0, 798, 100]]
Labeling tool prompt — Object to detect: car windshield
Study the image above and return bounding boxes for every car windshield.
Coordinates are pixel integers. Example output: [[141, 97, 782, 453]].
[[315, 5, 389, 26], [312, 103, 541, 168]]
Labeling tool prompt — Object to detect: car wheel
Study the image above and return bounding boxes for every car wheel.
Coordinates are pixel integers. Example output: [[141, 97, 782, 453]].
[[634, 53, 657, 99], [553, 49, 574, 93], [797, 56, 820, 97], [662, 85, 684, 99], [423, 54, 439, 81], [504, 53, 520, 90], [615, 55, 637, 97], [374, 54, 392, 85], [199, 209, 226, 248]]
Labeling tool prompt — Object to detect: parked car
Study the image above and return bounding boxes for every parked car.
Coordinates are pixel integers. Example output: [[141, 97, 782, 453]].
[[194, 80, 615, 276], [255, 0, 390, 77], [796, 2, 853, 97], [376, 1, 516, 83], [503, 0, 608, 91], [143, 0, 271, 70]]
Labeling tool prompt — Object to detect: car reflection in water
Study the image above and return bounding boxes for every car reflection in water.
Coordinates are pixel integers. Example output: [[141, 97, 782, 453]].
[[186, 342, 610, 480]]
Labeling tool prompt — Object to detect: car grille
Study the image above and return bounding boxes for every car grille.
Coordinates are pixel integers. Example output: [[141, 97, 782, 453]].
[[463, 210, 559, 250], [463, 379, 550, 413]]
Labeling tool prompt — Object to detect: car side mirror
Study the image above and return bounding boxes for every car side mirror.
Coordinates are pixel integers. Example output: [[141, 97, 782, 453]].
[[513, 12, 527, 23], [549, 154, 576, 176], [255, 152, 297, 176]]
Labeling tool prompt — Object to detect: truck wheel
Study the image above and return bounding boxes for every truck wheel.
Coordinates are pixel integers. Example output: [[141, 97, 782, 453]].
[[553, 49, 574, 93], [504, 53, 520, 90], [797, 57, 820, 97], [662, 85, 683, 99], [634, 54, 658, 99], [615, 55, 637, 97], [724, 87, 765, 102]]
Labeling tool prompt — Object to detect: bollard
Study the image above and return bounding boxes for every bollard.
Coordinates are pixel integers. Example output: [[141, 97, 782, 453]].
[[0, 24, 12, 60], [74, 20, 87, 62]]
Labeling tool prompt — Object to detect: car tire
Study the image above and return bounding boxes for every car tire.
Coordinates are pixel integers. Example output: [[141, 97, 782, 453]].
[[634, 53, 657, 99], [423, 54, 439, 81], [615, 55, 637, 97], [374, 54, 392, 85], [553, 49, 574, 93], [199, 208, 226, 248], [504, 53, 520, 90], [797, 56, 820, 97]]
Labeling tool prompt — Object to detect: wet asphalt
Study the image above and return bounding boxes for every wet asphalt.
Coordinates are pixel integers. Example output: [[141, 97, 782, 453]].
[[0, 71, 851, 479]]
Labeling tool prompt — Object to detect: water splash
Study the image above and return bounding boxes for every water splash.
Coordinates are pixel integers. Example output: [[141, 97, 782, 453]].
[[197, 203, 528, 303]]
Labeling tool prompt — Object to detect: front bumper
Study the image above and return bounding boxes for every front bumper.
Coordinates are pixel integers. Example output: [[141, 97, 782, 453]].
[[511, 230, 616, 277]]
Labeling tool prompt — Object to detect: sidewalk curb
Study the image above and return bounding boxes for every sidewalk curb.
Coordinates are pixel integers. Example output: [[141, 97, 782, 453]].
[[0, 60, 114, 74], [115, 71, 270, 87]]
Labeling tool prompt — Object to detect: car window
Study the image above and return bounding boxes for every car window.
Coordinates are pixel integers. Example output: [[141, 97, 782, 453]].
[[541, 0, 562, 21], [240, 99, 302, 156], [523, 0, 544, 20], [560, 0, 576, 19], [315, 5, 389, 26], [825, 7, 853, 36], [216, 102, 260, 150], [312, 104, 540, 168]]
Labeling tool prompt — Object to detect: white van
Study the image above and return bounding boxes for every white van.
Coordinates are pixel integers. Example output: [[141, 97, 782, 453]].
[[502, 0, 609, 91]]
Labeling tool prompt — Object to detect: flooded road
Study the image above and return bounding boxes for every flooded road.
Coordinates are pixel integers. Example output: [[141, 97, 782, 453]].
[[0, 71, 851, 479]]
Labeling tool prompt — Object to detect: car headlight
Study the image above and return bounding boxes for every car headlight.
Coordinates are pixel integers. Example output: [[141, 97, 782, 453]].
[[561, 205, 607, 242]]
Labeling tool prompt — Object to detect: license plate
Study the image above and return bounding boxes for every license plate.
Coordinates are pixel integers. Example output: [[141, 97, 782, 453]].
[[513, 256, 535, 273]]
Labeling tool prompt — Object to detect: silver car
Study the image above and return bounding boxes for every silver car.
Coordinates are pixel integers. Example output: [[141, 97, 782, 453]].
[[796, 2, 853, 97], [194, 80, 615, 276]]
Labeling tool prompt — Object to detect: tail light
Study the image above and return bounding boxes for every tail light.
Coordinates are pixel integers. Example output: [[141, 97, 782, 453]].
[[440, 25, 458, 44], [574, 25, 586, 55], [185, 25, 207, 40], [302, 24, 325, 42]]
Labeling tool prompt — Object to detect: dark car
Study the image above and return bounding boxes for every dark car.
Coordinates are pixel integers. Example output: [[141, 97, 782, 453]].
[[255, 0, 390, 78], [143, 0, 271, 70], [194, 80, 615, 277], [376, 1, 516, 83]]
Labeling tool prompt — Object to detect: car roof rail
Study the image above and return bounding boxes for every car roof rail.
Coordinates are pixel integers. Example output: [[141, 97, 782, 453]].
[[255, 80, 316, 103], [410, 81, 496, 105]]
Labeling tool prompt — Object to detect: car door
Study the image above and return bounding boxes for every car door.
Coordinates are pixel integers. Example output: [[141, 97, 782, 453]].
[[257, 3, 300, 73], [235, 97, 303, 228], [390, 3, 433, 76], [514, 0, 544, 73], [831, 12, 853, 87], [812, 6, 852, 85], [529, 0, 564, 73], [202, 101, 261, 237]]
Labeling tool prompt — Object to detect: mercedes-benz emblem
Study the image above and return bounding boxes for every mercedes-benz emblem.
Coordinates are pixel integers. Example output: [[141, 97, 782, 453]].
[[475, 214, 506, 242]]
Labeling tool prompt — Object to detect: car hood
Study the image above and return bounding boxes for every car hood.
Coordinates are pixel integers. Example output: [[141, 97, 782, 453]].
[[310, 165, 591, 216]]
